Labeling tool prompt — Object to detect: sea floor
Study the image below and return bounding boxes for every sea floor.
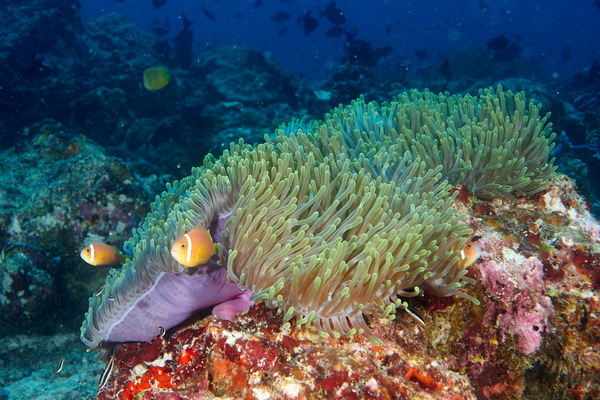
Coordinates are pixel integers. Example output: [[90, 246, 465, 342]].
[[0, 333, 100, 399]]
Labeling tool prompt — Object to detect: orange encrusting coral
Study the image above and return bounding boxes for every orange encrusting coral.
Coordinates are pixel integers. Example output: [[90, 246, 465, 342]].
[[405, 368, 441, 390], [210, 353, 250, 393], [120, 366, 173, 400], [178, 347, 199, 365]]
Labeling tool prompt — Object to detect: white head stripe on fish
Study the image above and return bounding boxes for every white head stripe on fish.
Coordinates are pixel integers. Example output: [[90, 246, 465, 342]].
[[184, 233, 192, 263], [460, 249, 465, 260], [90, 244, 96, 263]]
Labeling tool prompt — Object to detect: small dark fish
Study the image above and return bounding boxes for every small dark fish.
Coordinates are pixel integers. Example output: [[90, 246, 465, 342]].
[[595, 0, 600, 11], [233, 11, 242, 19], [300, 11, 319, 36], [254, 0, 263, 8], [108, 294, 115, 301], [439, 58, 453, 82], [173, 11, 194, 70], [94, 286, 104, 296], [326, 25, 344, 38], [344, 29, 358, 42], [487, 34, 509, 51], [324, 1, 346, 25], [152, 16, 170, 37], [415, 48, 429, 60], [152, 0, 167, 9], [158, 326, 166, 338], [56, 358, 65, 373], [385, 20, 401, 35], [98, 356, 115, 391], [279, 26, 288, 36], [202, 7, 216, 21], [270, 11, 291, 25], [471, 235, 483, 242]]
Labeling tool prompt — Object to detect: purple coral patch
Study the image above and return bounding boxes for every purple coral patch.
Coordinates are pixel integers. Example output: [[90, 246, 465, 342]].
[[480, 257, 554, 355]]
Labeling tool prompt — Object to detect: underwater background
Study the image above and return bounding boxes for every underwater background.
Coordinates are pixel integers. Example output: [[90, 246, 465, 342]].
[[1, 0, 600, 399]]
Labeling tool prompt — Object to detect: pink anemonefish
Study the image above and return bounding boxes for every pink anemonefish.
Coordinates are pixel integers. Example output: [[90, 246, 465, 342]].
[[459, 237, 482, 267], [170, 227, 215, 267], [80, 243, 126, 267]]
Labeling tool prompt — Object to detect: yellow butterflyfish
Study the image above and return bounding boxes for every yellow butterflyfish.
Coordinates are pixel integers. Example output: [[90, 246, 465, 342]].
[[80, 242, 125, 267], [143, 66, 171, 91], [170, 227, 214, 267]]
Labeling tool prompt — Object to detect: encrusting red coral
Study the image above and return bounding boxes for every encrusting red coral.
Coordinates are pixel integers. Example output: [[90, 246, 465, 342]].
[[405, 368, 441, 390], [96, 302, 476, 400], [120, 366, 173, 400]]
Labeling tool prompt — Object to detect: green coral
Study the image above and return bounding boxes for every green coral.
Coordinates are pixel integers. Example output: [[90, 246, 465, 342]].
[[81, 85, 557, 348]]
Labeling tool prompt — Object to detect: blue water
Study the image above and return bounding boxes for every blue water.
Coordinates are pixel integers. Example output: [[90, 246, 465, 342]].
[[81, 0, 600, 81]]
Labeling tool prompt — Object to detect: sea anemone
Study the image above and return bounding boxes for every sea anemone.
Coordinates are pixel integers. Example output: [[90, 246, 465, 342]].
[[308, 85, 557, 199], [81, 86, 556, 351]]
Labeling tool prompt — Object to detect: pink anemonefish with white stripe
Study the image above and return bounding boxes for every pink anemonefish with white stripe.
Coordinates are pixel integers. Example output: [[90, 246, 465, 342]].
[[170, 227, 215, 267], [80, 243, 126, 267], [459, 237, 482, 267]]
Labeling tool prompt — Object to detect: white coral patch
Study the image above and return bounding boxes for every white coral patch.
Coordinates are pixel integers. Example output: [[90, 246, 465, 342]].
[[8, 215, 22, 235], [544, 191, 567, 215], [36, 213, 61, 229], [366, 377, 378, 392], [252, 387, 272, 400], [131, 364, 148, 378], [502, 247, 527, 265], [83, 233, 106, 246], [276, 377, 302, 398], [116, 221, 127, 233], [148, 352, 173, 367], [314, 90, 332, 101], [118, 194, 133, 203]]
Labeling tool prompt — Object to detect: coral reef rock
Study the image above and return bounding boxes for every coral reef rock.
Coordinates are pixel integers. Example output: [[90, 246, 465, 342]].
[[96, 175, 599, 400], [0, 120, 157, 334]]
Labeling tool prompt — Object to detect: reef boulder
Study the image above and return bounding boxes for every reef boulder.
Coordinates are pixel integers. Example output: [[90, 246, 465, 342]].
[[0, 120, 159, 334], [95, 175, 600, 400]]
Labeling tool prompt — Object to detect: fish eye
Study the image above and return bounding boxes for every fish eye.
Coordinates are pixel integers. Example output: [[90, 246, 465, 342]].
[[181, 244, 186, 248]]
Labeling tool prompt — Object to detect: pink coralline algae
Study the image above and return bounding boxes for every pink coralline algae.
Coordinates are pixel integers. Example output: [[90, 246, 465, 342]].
[[480, 257, 554, 355]]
